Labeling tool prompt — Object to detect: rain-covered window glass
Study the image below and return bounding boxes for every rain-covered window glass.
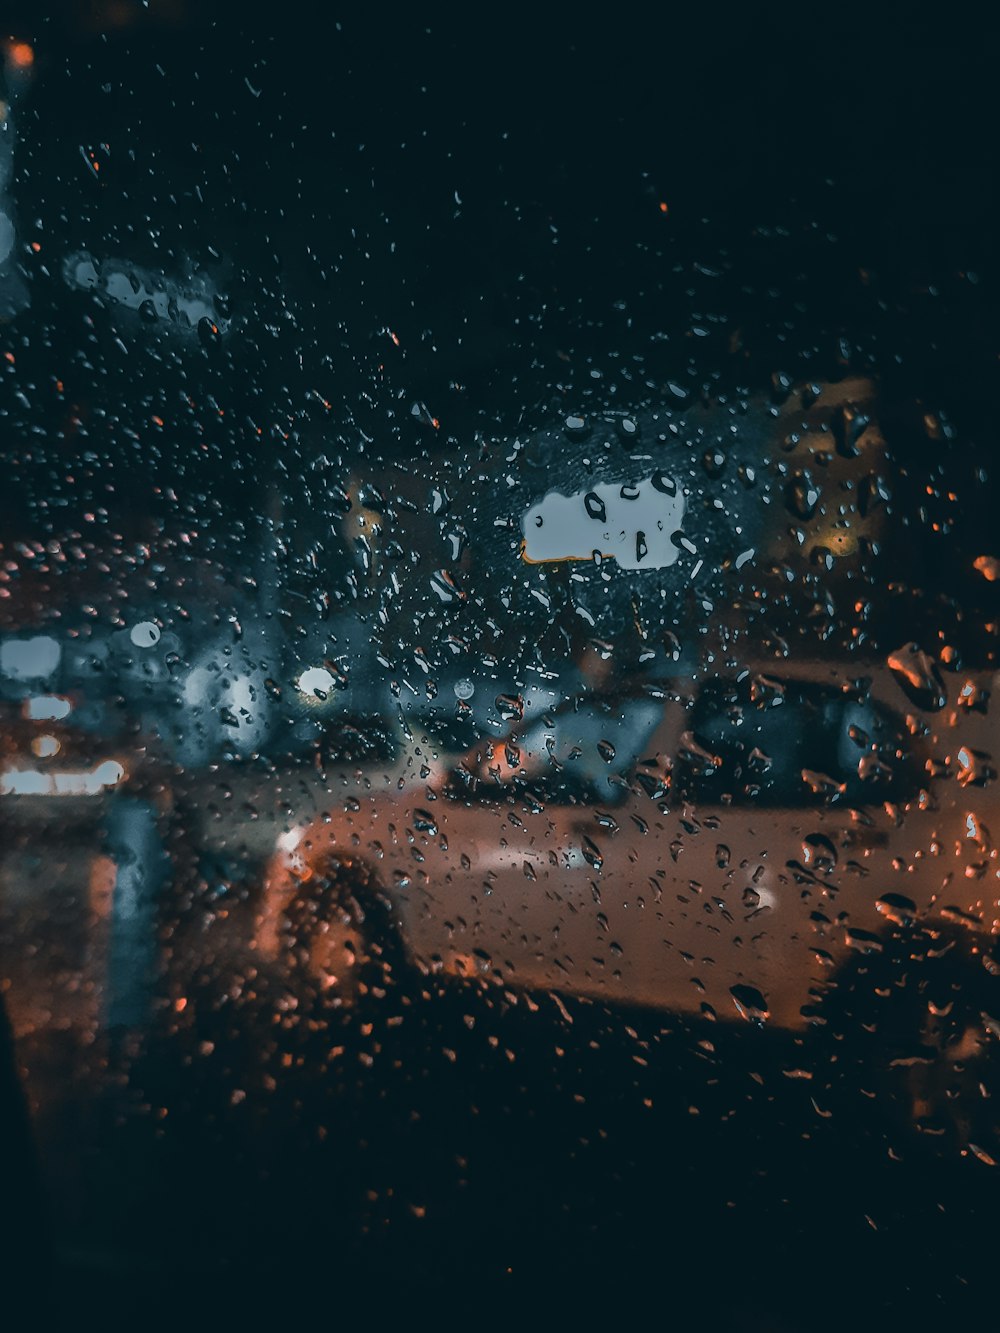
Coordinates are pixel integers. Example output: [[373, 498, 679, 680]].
[[1, 7, 998, 1326]]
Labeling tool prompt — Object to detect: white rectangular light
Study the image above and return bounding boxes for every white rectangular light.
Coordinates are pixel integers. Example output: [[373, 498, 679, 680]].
[[1, 760, 125, 796], [23, 695, 72, 720]]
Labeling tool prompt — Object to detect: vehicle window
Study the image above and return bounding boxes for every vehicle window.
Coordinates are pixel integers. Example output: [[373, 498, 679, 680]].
[[445, 695, 662, 805], [513, 694, 663, 803], [678, 676, 922, 806]]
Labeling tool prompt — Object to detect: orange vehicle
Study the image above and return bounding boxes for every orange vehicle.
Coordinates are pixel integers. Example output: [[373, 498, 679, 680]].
[[255, 655, 999, 1031]]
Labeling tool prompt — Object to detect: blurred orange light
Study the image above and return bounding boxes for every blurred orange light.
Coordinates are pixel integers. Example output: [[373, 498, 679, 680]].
[[7, 42, 33, 69]]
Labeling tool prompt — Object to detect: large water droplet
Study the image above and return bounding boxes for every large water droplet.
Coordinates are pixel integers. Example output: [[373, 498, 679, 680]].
[[786, 471, 821, 520], [887, 644, 947, 712], [801, 832, 838, 873], [584, 491, 607, 522], [730, 984, 770, 1024]]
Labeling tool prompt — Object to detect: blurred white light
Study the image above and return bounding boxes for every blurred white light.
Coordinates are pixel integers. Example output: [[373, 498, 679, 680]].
[[25, 695, 71, 720], [1, 636, 61, 680], [92, 759, 126, 788], [297, 667, 336, 698], [277, 828, 303, 853], [1, 759, 124, 796], [522, 475, 685, 569], [183, 666, 213, 706], [229, 675, 254, 713], [130, 621, 161, 648], [1, 768, 47, 795]]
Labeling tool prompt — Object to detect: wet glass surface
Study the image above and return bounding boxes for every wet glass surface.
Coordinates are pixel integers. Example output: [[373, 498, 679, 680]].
[[0, 5, 998, 1323]]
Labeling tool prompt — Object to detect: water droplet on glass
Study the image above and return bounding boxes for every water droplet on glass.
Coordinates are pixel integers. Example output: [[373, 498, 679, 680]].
[[495, 693, 524, 722], [786, 471, 821, 521], [584, 491, 607, 522], [702, 448, 726, 478], [887, 643, 947, 712], [801, 833, 838, 872], [730, 984, 770, 1024]]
